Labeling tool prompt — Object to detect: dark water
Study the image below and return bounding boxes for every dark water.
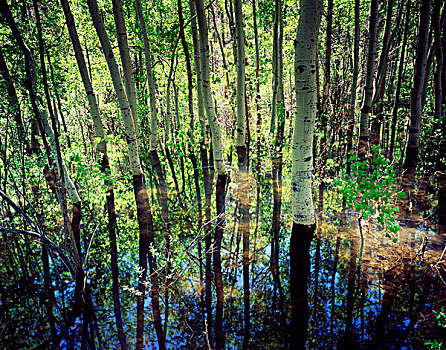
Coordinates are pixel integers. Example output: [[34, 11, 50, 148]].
[[1, 182, 445, 349]]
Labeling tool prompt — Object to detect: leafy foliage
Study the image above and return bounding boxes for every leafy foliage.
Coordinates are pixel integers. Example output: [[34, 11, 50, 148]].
[[335, 145, 403, 242]]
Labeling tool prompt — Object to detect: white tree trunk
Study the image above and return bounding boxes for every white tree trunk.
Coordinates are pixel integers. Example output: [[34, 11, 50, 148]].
[[135, 0, 158, 151], [234, 0, 246, 148], [87, 0, 142, 176], [195, 0, 227, 176], [112, 0, 138, 134], [359, 0, 379, 141], [291, 0, 322, 225], [60, 0, 105, 154], [189, 0, 206, 142]]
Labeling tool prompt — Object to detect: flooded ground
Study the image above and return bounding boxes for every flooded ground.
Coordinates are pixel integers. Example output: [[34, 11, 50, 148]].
[[1, 180, 445, 349]]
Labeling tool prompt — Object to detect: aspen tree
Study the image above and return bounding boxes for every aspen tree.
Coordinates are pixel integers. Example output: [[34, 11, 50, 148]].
[[290, 0, 322, 348], [359, 0, 379, 157], [346, 0, 360, 174], [194, 0, 227, 347], [111, 0, 137, 131], [195, 0, 227, 177], [233, 0, 250, 347], [189, 0, 213, 331], [270, 0, 286, 322], [404, 0, 432, 174], [86, 0, 165, 348], [60, 0, 128, 346], [389, 0, 412, 161]]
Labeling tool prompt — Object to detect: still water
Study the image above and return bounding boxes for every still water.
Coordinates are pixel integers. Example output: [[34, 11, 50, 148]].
[[1, 182, 445, 349]]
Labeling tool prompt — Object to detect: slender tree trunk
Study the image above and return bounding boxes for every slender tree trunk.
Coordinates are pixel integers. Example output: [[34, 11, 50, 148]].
[[290, 0, 322, 348], [112, 0, 138, 133], [433, 0, 445, 122], [86, 0, 165, 348], [33, 0, 83, 262], [329, 236, 340, 350], [372, 0, 395, 109], [389, 0, 412, 162], [59, 3, 128, 338], [346, 0, 360, 175], [359, 0, 379, 158], [403, 0, 432, 174], [313, 0, 333, 328], [195, 0, 228, 347], [46, 48, 71, 148], [319, 0, 333, 165], [233, 0, 250, 347], [436, 2, 446, 236], [252, 0, 262, 265], [177, 0, 205, 311], [271, 1, 286, 323], [195, 0, 227, 177], [189, 0, 213, 332]]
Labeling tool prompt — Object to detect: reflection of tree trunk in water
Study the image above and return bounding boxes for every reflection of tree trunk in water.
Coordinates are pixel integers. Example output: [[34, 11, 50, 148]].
[[31, 177, 57, 340], [313, 177, 325, 328], [271, 160, 284, 319], [329, 236, 340, 350], [270, 0, 285, 321], [42, 244, 57, 339], [236, 146, 251, 349], [343, 233, 358, 348], [190, 152, 204, 301], [214, 174, 227, 350], [229, 202, 241, 299], [201, 143, 213, 331], [133, 174, 166, 350], [400, 274, 429, 344], [358, 265, 368, 344], [61, 0, 128, 342], [438, 172, 446, 237], [371, 268, 397, 349], [252, 0, 261, 265], [164, 146, 184, 209], [101, 154, 128, 349], [150, 149, 172, 337], [290, 223, 314, 349]]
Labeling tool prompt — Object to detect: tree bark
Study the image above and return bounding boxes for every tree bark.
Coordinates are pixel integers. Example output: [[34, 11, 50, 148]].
[[290, 0, 322, 348], [85, 0, 165, 348], [112, 0, 138, 133], [389, 0, 412, 162], [346, 0, 360, 175], [359, 0, 379, 158], [189, 0, 213, 331], [404, 0, 432, 174], [233, 0, 250, 347]]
